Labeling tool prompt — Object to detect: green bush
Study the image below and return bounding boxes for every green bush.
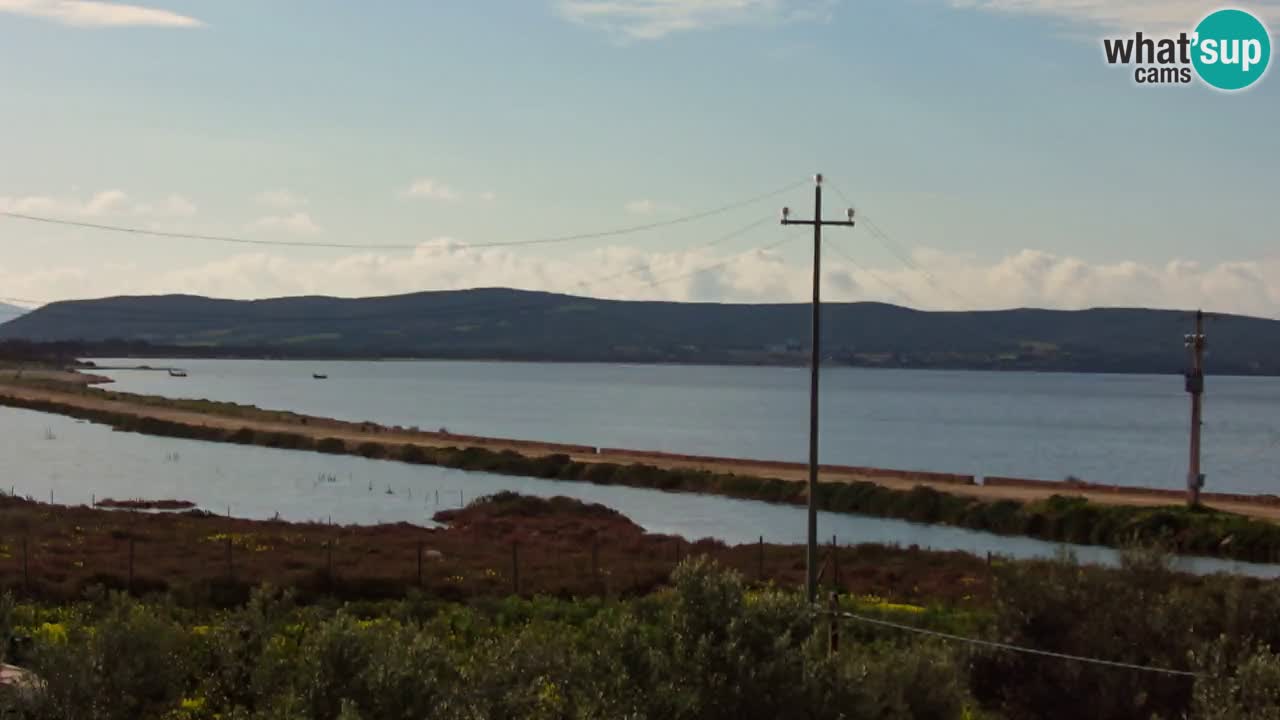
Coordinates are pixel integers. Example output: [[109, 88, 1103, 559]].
[[0, 562, 983, 720], [316, 438, 346, 454], [228, 427, 257, 445], [397, 444, 430, 464]]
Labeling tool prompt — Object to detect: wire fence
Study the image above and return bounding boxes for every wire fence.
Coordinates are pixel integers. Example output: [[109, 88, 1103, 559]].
[[0, 494, 1213, 681]]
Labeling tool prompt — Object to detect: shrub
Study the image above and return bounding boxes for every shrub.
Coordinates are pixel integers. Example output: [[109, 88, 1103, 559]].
[[398, 444, 430, 464], [227, 427, 257, 445], [316, 438, 346, 454]]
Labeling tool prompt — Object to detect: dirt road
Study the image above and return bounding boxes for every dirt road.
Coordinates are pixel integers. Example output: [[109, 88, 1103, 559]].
[[3, 378, 1278, 523]]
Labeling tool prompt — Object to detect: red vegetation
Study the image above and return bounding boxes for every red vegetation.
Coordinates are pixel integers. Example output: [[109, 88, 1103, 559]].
[[0, 493, 992, 607]]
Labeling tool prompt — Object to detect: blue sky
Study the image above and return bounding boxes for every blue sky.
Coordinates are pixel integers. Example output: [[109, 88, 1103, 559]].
[[1, 0, 1278, 316]]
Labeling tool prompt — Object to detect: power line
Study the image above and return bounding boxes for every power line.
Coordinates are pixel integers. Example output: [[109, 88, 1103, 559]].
[[831, 610, 1204, 678], [826, 180, 973, 308], [638, 233, 793, 290], [581, 216, 772, 290], [822, 239, 919, 308], [0, 219, 789, 327], [0, 179, 807, 252]]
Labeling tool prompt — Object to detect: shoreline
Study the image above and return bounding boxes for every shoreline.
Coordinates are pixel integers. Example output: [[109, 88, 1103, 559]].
[[6, 376, 1280, 562], [80, 354, 1280, 378]]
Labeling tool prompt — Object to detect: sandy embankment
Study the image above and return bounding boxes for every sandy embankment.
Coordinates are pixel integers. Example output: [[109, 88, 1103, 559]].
[[2, 377, 1279, 523]]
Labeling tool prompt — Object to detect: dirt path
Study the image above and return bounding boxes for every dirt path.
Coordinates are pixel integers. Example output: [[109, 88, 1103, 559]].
[[4, 379, 1279, 523]]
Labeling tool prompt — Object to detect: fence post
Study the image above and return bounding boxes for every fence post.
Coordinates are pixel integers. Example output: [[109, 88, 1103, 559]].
[[832, 535, 840, 593], [511, 541, 519, 596], [128, 537, 135, 594], [416, 540, 423, 588], [22, 535, 29, 594], [758, 536, 765, 581], [828, 592, 840, 655], [675, 538, 681, 566], [592, 533, 600, 591]]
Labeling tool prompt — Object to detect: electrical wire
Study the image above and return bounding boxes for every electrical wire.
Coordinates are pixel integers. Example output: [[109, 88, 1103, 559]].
[[0, 179, 807, 252], [580, 216, 773, 290], [0, 218, 786, 326], [823, 238, 919, 308], [826, 180, 973, 308], [830, 609, 1204, 678], [637, 234, 793, 290]]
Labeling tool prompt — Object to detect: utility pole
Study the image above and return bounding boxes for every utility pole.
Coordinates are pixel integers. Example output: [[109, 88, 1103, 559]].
[[1184, 310, 1207, 506], [781, 173, 855, 604]]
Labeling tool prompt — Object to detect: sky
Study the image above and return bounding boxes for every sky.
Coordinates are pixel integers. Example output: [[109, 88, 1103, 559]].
[[1, 0, 1278, 318]]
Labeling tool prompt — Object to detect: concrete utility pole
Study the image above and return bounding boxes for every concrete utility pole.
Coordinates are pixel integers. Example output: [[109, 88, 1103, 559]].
[[1184, 310, 1207, 506], [781, 174, 855, 604]]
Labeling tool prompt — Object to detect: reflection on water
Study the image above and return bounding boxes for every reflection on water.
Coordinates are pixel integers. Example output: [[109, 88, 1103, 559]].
[[3, 405, 1277, 578]]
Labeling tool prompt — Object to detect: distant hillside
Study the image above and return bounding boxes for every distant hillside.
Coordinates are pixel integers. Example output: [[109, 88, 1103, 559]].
[[1, 288, 1278, 374], [0, 302, 28, 321]]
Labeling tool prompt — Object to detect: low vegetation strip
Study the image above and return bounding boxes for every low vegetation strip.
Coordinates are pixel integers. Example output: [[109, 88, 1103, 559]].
[[0, 492, 985, 607], [599, 447, 978, 485], [2, 499, 1280, 717], [6, 389, 1280, 564], [985, 475, 1280, 507], [93, 498, 197, 511]]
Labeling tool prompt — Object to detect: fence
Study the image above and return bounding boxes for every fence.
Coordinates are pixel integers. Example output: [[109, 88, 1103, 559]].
[[0, 496, 997, 606]]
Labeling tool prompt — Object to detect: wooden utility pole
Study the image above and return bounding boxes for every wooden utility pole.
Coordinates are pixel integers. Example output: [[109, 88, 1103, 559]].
[[781, 173, 855, 604], [1184, 310, 1207, 506]]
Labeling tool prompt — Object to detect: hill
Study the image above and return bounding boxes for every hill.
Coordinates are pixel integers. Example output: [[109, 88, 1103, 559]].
[[0, 302, 28, 321], [1, 288, 1278, 374]]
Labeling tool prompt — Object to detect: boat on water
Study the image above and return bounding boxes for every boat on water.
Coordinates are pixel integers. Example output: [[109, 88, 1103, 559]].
[[313, 373, 328, 380], [167, 368, 188, 378]]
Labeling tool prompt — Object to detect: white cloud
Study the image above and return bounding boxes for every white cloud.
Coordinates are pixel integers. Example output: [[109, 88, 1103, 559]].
[[946, 0, 1280, 33], [2, 238, 1278, 318], [0, 190, 196, 218], [248, 212, 322, 236], [255, 189, 307, 210], [555, 0, 837, 40], [625, 199, 658, 214], [400, 179, 461, 203], [400, 179, 496, 204], [0, 195, 59, 215], [625, 199, 683, 215], [162, 194, 197, 217], [82, 190, 129, 216], [0, 0, 203, 28]]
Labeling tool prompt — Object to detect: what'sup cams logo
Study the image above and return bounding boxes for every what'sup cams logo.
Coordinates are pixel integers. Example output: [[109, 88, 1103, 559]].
[[1103, 8, 1271, 91]]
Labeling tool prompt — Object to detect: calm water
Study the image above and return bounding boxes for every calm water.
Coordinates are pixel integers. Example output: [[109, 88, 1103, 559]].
[[4, 405, 1278, 578], [90, 359, 1280, 494]]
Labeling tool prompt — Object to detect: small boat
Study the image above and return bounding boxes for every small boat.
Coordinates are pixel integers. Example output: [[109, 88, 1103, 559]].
[[167, 368, 187, 378], [313, 373, 328, 380]]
